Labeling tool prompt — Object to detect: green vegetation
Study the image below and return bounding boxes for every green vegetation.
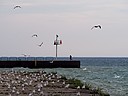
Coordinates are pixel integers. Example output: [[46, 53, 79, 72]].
[[67, 78, 83, 88], [98, 89, 110, 96], [49, 72, 110, 96], [65, 78, 110, 96], [60, 75, 67, 80], [84, 83, 92, 90]]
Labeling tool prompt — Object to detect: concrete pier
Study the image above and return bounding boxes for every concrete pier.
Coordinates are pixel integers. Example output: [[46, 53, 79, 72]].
[[0, 60, 80, 68]]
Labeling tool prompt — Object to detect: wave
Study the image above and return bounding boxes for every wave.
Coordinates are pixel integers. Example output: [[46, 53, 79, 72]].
[[114, 74, 120, 78], [83, 67, 87, 71]]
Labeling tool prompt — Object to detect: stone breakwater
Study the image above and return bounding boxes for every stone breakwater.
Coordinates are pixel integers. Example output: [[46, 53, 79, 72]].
[[0, 70, 108, 96]]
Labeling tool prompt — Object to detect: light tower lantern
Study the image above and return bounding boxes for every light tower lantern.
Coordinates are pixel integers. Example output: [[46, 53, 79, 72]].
[[54, 35, 62, 60]]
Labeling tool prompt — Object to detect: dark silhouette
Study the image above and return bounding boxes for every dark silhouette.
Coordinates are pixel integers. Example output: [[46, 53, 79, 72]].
[[38, 42, 43, 47], [32, 34, 38, 37], [91, 25, 101, 30], [56, 35, 58, 37], [14, 6, 21, 9], [70, 55, 72, 60]]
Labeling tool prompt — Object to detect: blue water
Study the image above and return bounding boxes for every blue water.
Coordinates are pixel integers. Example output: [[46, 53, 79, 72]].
[[0, 57, 128, 96], [44, 57, 128, 96]]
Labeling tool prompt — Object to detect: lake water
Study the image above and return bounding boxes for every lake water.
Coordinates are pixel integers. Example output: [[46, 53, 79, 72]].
[[0, 57, 128, 96], [44, 57, 128, 96]]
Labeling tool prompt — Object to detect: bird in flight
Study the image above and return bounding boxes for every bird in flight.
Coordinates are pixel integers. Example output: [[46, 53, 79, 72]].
[[32, 34, 38, 37], [38, 42, 43, 47], [21, 54, 27, 57], [21, 54, 30, 57], [91, 25, 101, 30], [14, 6, 21, 9]]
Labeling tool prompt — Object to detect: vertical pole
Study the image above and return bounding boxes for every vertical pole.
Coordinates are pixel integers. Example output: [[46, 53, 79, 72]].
[[55, 35, 58, 60], [56, 44, 57, 60]]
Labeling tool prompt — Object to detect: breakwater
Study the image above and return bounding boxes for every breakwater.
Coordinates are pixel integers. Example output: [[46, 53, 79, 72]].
[[0, 57, 80, 68], [0, 60, 80, 68]]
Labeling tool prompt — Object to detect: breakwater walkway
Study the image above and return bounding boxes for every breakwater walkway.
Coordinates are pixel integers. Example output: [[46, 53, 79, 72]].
[[0, 57, 80, 68]]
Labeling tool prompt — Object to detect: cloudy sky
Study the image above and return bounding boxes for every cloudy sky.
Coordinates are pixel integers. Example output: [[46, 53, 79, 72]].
[[0, 0, 128, 57]]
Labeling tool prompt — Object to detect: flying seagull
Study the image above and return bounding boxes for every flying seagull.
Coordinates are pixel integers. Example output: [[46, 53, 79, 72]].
[[38, 42, 43, 47], [91, 25, 101, 30], [14, 6, 21, 9], [32, 34, 38, 37], [21, 54, 30, 57], [21, 54, 27, 57]]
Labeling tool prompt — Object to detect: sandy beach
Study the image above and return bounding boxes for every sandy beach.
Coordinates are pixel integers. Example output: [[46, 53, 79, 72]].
[[0, 70, 108, 96]]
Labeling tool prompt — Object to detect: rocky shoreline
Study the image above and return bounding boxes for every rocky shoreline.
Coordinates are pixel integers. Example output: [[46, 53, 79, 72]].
[[0, 70, 110, 96]]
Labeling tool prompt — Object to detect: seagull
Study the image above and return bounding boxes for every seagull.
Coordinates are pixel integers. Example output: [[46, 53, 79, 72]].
[[82, 85, 85, 89], [77, 86, 80, 89], [38, 42, 43, 47], [65, 84, 70, 88], [76, 92, 81, 96], [91, 25, 101, 30], [21, 54, 27, 57], [32, 34, 38, 37], [49, 60, 54, 63], [14, 6, 21, 9], [40, 91, 44, 95], [21, 54, 30, 57]]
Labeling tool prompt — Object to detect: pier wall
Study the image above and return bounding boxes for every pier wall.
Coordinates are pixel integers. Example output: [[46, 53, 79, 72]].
[[0, 61, 80, 68]]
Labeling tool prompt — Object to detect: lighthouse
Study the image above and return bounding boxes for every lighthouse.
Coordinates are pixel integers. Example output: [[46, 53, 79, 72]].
[[54, 35, 62, 60]]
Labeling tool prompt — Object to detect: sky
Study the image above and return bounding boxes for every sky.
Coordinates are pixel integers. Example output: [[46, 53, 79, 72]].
[[0, 0, 128, 57]]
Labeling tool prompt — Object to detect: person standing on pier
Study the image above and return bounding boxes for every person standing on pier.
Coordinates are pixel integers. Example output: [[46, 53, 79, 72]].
[[70, 55, 72, 60]]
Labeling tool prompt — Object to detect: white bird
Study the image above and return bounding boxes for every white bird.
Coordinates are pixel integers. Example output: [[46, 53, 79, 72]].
[[65, 84, 70, 88], [32, 34, 38, 37], [37, 83, 43, 88], [28, 93, 33, 96], [57, 75, 61, 79], [12, 89, 15, 93], [46, 81, 49, 85], [51, 81, 55, 84], [37, 88, 41, 92], [22, 87, 25, 91], [44, 81, 48, 87], [22, 84, 25, 87], [41, 81, 43, 83], [40, 91, 44, 95], [49, 60, 54, 63], [77, 86, 80, 89], [76, 92, 81, 96], [57, 80, 60, 82], [21, 54, 27, 57], [7, 84, 11, 89], [16, 91, 20, 95], [91, 25, 102, 30], [82, 85, 85, 89], [29, 80, 32, 85], [12, 86, 16, 90], [32, 90, 36, 93], [83, 67, 87, 71], [38, 42, 43, 47], [62, 81, 65, 85], [14, 6, 21, 9], [44, 83, 47, 87]]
